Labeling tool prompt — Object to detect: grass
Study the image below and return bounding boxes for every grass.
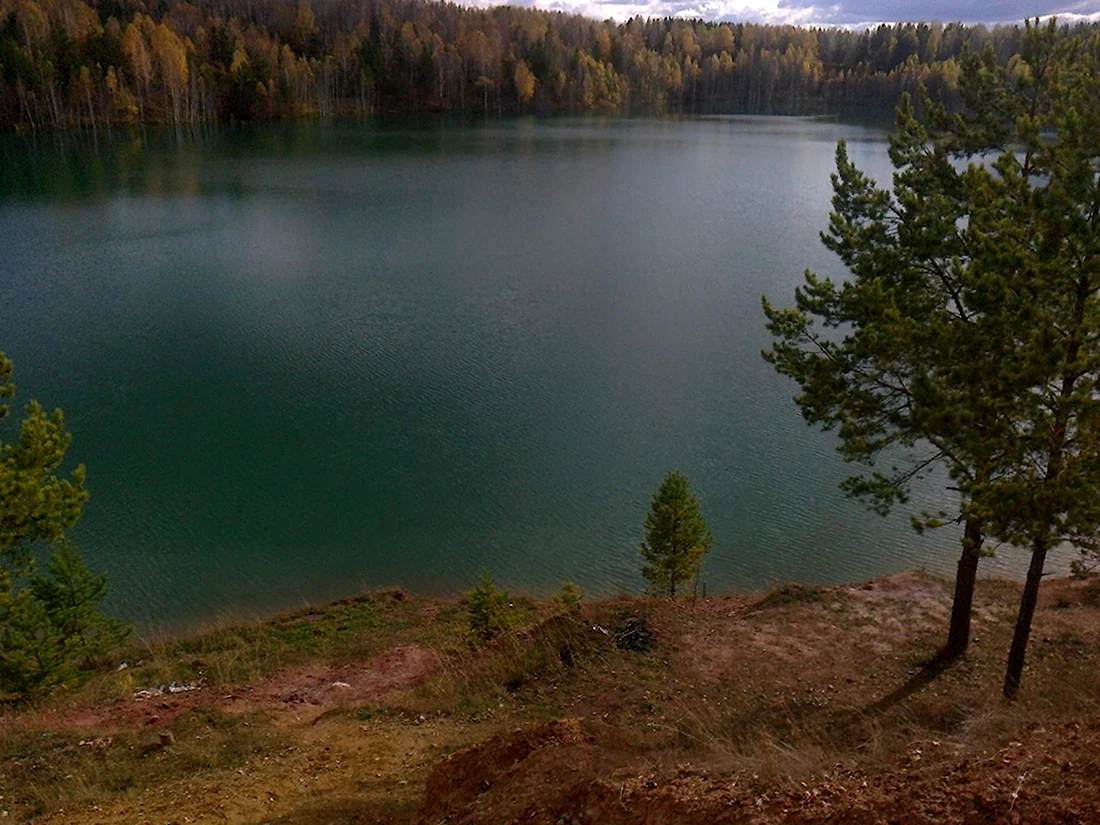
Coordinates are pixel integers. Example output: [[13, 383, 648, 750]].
[[1083, 577, 1100, 606], [403, 605, 621, 720], [0, 707, 285, 819], [753, 582, 828, 610], [65, 589, 458, 706]]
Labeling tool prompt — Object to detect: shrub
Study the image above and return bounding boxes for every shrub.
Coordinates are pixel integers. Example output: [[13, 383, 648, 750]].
[[553, 581, 583, 611], [466, 573, 509, 645]]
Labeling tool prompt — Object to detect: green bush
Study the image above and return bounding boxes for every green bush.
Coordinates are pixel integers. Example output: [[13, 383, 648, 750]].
[[553, 581, 583, 611], [465, 573, 509, 645], [1, 541, 131, 699]]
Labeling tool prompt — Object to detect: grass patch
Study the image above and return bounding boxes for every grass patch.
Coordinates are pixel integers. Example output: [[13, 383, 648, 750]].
[[409, 607, 620, 720], [753, 583, 828, 610], [1083, 578, 1100, 607], [0, 707, 285, 820], [67, 590, 458, 703], [666, 684, 1019, 782]]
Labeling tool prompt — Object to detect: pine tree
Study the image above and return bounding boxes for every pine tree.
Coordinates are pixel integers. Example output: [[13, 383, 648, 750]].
[[0, 351, 128, 699], [762, 93, 1011, 661], [0, 569, 74, 696], [641, 471, 712, 598], [954, 24, 1100, 698], [764, 21, 1100, 695], [29, 540, 131, 657], [0, 351, 87, 576]]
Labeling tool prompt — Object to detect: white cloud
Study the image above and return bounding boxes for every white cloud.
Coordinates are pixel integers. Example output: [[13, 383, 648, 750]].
[[467, 0, 1100, 26]]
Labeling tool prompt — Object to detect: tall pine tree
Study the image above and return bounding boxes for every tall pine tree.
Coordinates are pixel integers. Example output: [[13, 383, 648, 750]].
[[765, 21, 1100, 695]]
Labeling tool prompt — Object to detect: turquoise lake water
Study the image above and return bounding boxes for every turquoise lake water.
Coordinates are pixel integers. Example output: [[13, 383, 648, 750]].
[[0, 117, 1040, 630]]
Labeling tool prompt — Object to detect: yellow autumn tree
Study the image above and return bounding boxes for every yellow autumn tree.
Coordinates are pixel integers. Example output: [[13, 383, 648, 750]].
[[150, 23, 189, 123], [122, 20, 152, 118], [514, 59, 535, 105], [15, 0, 48, 51]]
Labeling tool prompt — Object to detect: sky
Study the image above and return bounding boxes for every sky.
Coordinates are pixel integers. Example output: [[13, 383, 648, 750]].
[[471, 0, 1100, 28]]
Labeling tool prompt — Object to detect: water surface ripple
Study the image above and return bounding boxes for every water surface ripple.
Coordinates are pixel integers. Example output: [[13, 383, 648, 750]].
[[0, 117, 1040, 630]]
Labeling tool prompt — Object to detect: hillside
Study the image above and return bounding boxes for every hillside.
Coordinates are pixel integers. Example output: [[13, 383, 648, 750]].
[[2, 571, 1099, 823]]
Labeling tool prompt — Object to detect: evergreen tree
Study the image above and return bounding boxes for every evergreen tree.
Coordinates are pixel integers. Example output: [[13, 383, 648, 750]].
[[762, 91, 1010, 661], [0, 351, 127, 699], [764, 21, 1100, 695], [29, 539, 131, 657], [0, 351, 87, 576], [641, 471, 712, 598], [954, 24, 1100, 698], [0, 569, 74, 696]]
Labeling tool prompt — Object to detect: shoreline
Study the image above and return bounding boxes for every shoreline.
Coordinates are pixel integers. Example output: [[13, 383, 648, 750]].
[[114, 551, 1074, 639]]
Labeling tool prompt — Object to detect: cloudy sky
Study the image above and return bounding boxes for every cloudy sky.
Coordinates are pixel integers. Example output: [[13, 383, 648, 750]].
[[474, 0, 1100, 28]]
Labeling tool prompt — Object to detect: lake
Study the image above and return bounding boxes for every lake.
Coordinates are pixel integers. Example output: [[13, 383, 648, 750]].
[[0, 116, 1038, 631]]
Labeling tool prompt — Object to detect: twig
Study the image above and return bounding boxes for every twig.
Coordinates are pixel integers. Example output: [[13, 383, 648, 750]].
[[1009, 772, 1028, 812]]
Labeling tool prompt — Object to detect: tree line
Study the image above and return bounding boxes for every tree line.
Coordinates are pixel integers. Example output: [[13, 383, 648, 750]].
[[2, 0, 1098, 129]]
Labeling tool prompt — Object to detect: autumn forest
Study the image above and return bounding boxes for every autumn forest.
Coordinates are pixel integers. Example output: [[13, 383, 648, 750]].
[[0, 0, 1096, 129]]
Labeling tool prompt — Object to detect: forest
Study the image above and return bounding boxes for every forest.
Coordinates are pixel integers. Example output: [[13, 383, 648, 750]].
[[2, 0, 1097, 129]]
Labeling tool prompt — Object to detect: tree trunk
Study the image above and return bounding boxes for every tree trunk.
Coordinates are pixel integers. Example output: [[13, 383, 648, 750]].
[[1004, 537, 1049, 699], [943, 515, 983, 659]]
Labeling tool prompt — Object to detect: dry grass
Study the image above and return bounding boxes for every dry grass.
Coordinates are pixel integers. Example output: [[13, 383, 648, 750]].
[[0, 707, 284, 819], [752, 582, 829, 611], [401, 605, 624, 720]]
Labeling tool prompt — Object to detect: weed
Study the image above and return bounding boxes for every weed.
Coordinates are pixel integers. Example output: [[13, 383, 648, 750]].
[[754, 583, 827, 610]]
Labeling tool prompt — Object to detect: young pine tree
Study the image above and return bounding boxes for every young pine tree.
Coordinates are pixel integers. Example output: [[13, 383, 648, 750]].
[[0, 351, 128, 699], [29, 540, 131, 657], [0, 569, 74, 696], [0, 351, 87, 576], [0, 542, 130, 698], [641, 471, 712, 598]]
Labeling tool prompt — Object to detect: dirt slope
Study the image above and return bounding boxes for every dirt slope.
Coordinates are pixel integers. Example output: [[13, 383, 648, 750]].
[[2, 572, 1098, 825]]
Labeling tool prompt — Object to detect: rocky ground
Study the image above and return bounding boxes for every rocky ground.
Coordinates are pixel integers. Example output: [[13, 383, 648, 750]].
[[2, 571, 1098, 824]]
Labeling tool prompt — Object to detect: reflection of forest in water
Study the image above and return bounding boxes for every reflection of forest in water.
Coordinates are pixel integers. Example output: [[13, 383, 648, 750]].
[[1, 118, 623, 199]]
